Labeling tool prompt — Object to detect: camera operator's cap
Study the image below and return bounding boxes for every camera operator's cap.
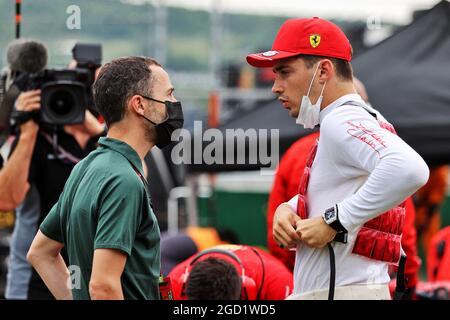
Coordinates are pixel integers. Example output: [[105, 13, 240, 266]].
[[246, 17, 353, 68]]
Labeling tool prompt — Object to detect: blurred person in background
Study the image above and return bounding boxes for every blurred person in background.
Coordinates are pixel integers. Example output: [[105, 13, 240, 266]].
[[0, 90, 46, 299], [415, 166, 449, 255], [0, 40, 51, 212], [160, 226, 239, 275], [169, 244, 293, 300]]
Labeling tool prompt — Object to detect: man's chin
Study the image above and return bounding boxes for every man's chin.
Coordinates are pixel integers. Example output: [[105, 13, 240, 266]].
[[288, 109, 299, 118]]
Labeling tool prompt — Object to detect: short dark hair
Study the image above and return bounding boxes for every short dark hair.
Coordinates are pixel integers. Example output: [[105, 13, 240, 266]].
[[186, 257, 241, 300], [93, 56, 161, 127], [299, 54, 353, 81]]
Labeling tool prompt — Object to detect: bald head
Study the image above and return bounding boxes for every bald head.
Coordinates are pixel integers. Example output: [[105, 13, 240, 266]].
[[353, 77, 369, 102]]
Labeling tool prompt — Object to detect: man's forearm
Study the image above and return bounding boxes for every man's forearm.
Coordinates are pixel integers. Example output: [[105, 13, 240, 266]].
[[0, 128, 38, 209], [338, 149, 429, 233], [89, 248, 127, 300], [30, 253, 73, 300]]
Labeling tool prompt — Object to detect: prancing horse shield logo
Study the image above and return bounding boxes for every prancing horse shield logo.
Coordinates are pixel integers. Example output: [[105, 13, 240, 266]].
[[309, 34, 321, 48]]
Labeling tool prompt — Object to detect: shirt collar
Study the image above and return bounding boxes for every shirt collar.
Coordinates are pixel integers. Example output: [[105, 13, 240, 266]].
[[319, 93, 365, 125], [98, 137, 144, 177]]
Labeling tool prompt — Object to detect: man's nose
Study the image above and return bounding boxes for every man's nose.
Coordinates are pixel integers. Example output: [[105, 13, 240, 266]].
[[272, 80, 282, 94]]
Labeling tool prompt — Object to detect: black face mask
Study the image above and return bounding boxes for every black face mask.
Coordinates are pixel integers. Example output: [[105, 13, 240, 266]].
[[140, 95, 184, 149]]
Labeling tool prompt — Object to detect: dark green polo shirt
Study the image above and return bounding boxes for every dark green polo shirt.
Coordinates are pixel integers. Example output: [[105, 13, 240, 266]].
[[40, 137, 161, 300]]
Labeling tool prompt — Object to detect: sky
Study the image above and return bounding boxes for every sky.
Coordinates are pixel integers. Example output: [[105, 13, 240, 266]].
[[122, 0, 444, 24]]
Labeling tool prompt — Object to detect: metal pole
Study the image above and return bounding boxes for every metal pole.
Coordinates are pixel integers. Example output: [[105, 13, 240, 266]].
[[15, 0, 22, 39], [167, 186, 192, 234], [186, 175, 199, 227], [150, 147, 174, 194]]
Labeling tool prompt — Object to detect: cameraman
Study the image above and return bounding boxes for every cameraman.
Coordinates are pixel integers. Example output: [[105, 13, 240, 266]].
[[5, 87, 105, 300]]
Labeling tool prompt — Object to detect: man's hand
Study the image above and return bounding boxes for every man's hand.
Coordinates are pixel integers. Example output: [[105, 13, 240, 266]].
[[273, 203, 302, 249], [296, 216, 337, 248], [15, 90, 40, 135], [82, 110, 105, 137], [67, 60, 104, 137], [16, 89, 41, 112], [65, 110, 104, 138]]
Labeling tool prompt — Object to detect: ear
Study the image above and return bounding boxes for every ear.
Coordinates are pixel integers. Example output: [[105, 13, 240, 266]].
[[318, 59, 333, 84], [129, 94, 146, 116]]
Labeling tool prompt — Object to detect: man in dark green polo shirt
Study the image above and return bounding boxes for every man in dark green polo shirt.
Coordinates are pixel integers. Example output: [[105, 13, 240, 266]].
[[26, 56, 183, 300]]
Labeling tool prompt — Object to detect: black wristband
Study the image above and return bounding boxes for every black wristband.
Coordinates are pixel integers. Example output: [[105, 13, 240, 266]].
[[333, 232, 348, 244], [10, 110, 39, 127]]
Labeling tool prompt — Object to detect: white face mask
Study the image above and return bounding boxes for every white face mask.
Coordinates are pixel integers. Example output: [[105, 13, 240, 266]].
[[296, 62, 327, 129]]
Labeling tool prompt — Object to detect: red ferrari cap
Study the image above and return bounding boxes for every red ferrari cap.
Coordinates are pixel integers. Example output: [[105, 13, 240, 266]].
[[247, 17, 353, 68]]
